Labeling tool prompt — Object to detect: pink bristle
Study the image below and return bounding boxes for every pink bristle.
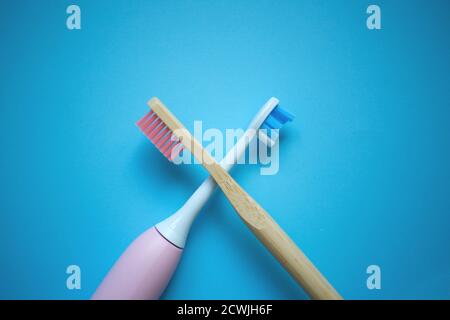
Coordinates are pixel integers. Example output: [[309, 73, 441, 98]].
[[145, 118, 162, 137], [137, 112, 164, 142], [137, 110, 185, 162], [161, 136, 177, 154], [156, 128, 172, 148], [138, 112, 158, 131], [143, 116, 160, 131], [157, 138, 178, 161], [136, 111, 153, 127], [142, 113, 158, 128], [163, 140, 180, 159], [139, 115, 158, 134], [153, 126, 170, 145], [148, 123, 165, 141]]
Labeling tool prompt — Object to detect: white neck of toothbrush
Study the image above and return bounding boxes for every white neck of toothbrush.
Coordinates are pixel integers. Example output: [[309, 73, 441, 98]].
[[220, 97, 279, 171], [155, 98, 280, 248]]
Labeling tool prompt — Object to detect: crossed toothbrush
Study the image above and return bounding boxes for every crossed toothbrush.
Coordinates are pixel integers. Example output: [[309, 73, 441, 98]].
[[92, 97, 342, 300]]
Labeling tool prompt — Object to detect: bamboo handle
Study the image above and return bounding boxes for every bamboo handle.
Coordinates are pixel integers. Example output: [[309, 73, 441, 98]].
[[252, 216, 342, 300], [206, 163, 342, 300], [149, 97, 342, 300]]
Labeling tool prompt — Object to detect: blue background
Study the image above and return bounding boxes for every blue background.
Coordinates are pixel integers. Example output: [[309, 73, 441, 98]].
[[0, 0, 449, 299]]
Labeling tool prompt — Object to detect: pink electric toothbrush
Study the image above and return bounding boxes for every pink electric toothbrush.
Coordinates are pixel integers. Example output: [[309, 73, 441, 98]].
[[92, 97, 293, 300]]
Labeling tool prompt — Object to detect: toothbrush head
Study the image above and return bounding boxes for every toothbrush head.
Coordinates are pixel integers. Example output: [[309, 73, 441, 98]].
[[136, 109, 185, 162], [258, 104, 295, 147]]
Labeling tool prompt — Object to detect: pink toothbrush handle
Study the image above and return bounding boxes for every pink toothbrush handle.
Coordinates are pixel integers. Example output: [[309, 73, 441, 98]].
[[92, 227, 182, 300]]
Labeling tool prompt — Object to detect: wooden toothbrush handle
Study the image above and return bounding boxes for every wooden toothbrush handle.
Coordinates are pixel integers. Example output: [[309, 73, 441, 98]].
[[245, 208, 342, 300], [207, 163, 342, 300]]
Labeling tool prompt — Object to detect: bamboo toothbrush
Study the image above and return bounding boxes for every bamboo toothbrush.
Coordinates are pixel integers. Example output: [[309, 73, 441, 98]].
[[93, 98, 291, 300], [142, 97, 342, 300]]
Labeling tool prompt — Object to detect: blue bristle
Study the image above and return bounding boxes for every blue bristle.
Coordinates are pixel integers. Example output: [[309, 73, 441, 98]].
[[265, 114, 284, 130], [270, 106, 295, 124], [261, 105, 295, 131]]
